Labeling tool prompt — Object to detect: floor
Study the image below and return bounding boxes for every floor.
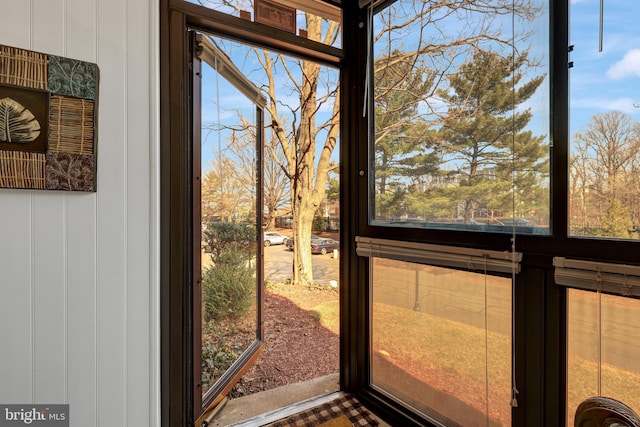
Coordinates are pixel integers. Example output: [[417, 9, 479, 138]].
[[208, 373, 391, 427]]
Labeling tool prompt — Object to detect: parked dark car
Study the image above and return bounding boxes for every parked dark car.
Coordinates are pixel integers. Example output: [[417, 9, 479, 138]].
[[286, 234, 320, 251], [310, 238, 339, 255]]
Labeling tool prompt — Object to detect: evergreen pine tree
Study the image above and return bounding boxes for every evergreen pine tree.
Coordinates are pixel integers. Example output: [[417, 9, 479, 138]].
[[434, 49, 547, 222], [373, 50, 440, 219]]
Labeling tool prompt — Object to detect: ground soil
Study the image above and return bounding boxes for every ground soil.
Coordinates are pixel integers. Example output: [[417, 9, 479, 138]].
[[230, 283, 340, 397], [226, 276, 509, 424]]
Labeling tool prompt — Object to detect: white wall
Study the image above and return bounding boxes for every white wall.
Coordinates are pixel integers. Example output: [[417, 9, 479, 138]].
[[0, 0, 158, 426]]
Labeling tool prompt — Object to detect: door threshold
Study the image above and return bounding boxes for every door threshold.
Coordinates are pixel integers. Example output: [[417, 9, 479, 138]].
[[209, 373, 340, 426], [230, 391, 345, 426]]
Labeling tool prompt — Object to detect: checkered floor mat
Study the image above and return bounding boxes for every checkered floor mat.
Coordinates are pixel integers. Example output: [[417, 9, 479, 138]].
[[264, 395, 380, 427]]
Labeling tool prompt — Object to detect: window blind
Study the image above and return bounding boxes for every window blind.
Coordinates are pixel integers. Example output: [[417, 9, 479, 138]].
[[356, 236, 521, 274], [553, 257, 640, 297]]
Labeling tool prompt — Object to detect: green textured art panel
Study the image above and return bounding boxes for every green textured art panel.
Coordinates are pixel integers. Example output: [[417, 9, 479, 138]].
[[48, 55, 98, 100]]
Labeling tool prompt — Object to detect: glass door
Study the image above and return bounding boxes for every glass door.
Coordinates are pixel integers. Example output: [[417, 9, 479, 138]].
[[192, 31, 266, 413]]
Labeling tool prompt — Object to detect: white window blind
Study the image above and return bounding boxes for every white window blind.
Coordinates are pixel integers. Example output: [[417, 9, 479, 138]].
[[553, 257, 640, 297], [356, 236, 521, 274]]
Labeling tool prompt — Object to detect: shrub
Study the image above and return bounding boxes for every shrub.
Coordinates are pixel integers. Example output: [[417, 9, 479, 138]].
[[201, 221, 257, 321], [202, 262, 255, 322], [312, 213, 326, 233], [203, 222, 256, 265]]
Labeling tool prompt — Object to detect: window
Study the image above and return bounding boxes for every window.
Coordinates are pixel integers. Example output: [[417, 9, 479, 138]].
[[567, 290, 640, 425], [358, 238, 519, 426], [369, 0, 550, 233], [196, 33, 266, 403], [569, 1, 640, 239], [555, 257, 640, 425]]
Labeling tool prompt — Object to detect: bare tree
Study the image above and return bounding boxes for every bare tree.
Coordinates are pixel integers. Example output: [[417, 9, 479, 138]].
[[200, 14, 340, 285], [373, 0, 542, 112], [202, 114, 258, 224], [202, 155, 255, 223], [257, 14, 340, 285], [195, 22, 338, 286], [263, 127, 290, 230], [571, 111, 640, 236], [229, 115, 292, 230], [569, 137, 594, 230], [203, 109, 291, 229]]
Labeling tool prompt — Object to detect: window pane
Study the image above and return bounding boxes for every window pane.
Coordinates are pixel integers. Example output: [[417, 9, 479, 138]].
[[370, 258, 512, 426], [569, 2, 640, 239], [185, 0, 342, 48], [370, 0, 550, 233], [567, 289, 640, 425], [199, 48, 260, 396]]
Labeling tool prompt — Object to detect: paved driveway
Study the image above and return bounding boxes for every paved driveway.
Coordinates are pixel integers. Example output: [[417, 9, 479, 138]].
[[264, 245, 339, 285]]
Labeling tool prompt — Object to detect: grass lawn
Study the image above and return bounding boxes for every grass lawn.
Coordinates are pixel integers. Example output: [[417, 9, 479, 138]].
[[305, 291, 640, 426]]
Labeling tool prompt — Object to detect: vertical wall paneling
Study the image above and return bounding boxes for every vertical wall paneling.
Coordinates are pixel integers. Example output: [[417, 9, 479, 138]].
[[0, 0, 155, 425], [0, 0, 35, 406], [32, 0, 65, 55], [125, 0, 152, 424], [64, 0, 100, 423], [66, 195, 99, 425], [0, 0, 30, 48], [32, 194, 67, 403], [0, 193, 34, 403], [148, 0, 161, 424], [30, 0, 67, 405], [65, 0, 98, 63], [96, 0, 128, 424]]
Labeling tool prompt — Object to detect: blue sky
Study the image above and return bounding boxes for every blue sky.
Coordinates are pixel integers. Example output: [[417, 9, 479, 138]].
[[200, 35, 339, 173], [200, 46, 264, 172], [570, 0, 640, 136], [198, 0, 640, 174]]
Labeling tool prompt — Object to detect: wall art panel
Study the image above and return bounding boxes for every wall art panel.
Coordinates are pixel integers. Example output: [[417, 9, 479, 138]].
[[0, 44, 98, 191]]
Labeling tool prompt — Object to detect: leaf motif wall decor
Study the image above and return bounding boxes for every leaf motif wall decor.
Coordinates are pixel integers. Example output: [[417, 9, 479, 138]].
[[0, 84, 49, 153], [0, 97, 41, 143], [48, 55, 98, 100], [0, 44, 98, 192], [45, 153, 94, 191]]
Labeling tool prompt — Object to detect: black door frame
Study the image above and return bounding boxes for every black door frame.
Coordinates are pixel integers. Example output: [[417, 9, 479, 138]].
[[160, 1, 345, 425]]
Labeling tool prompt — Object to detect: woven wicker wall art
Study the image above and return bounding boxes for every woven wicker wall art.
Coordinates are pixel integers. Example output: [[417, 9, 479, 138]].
[[0, 44, 98, 191]]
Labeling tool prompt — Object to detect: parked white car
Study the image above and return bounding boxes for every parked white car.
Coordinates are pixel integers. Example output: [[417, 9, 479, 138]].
[[263, 231, 289, 247]]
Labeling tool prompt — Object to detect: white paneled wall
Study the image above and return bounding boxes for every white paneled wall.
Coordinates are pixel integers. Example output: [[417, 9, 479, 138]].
[[0, 0, 158, 426]]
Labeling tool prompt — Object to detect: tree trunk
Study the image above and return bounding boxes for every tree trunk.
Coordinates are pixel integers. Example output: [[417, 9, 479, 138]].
[[261, 13, 339, 285], [292, 203, 315, 285]]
